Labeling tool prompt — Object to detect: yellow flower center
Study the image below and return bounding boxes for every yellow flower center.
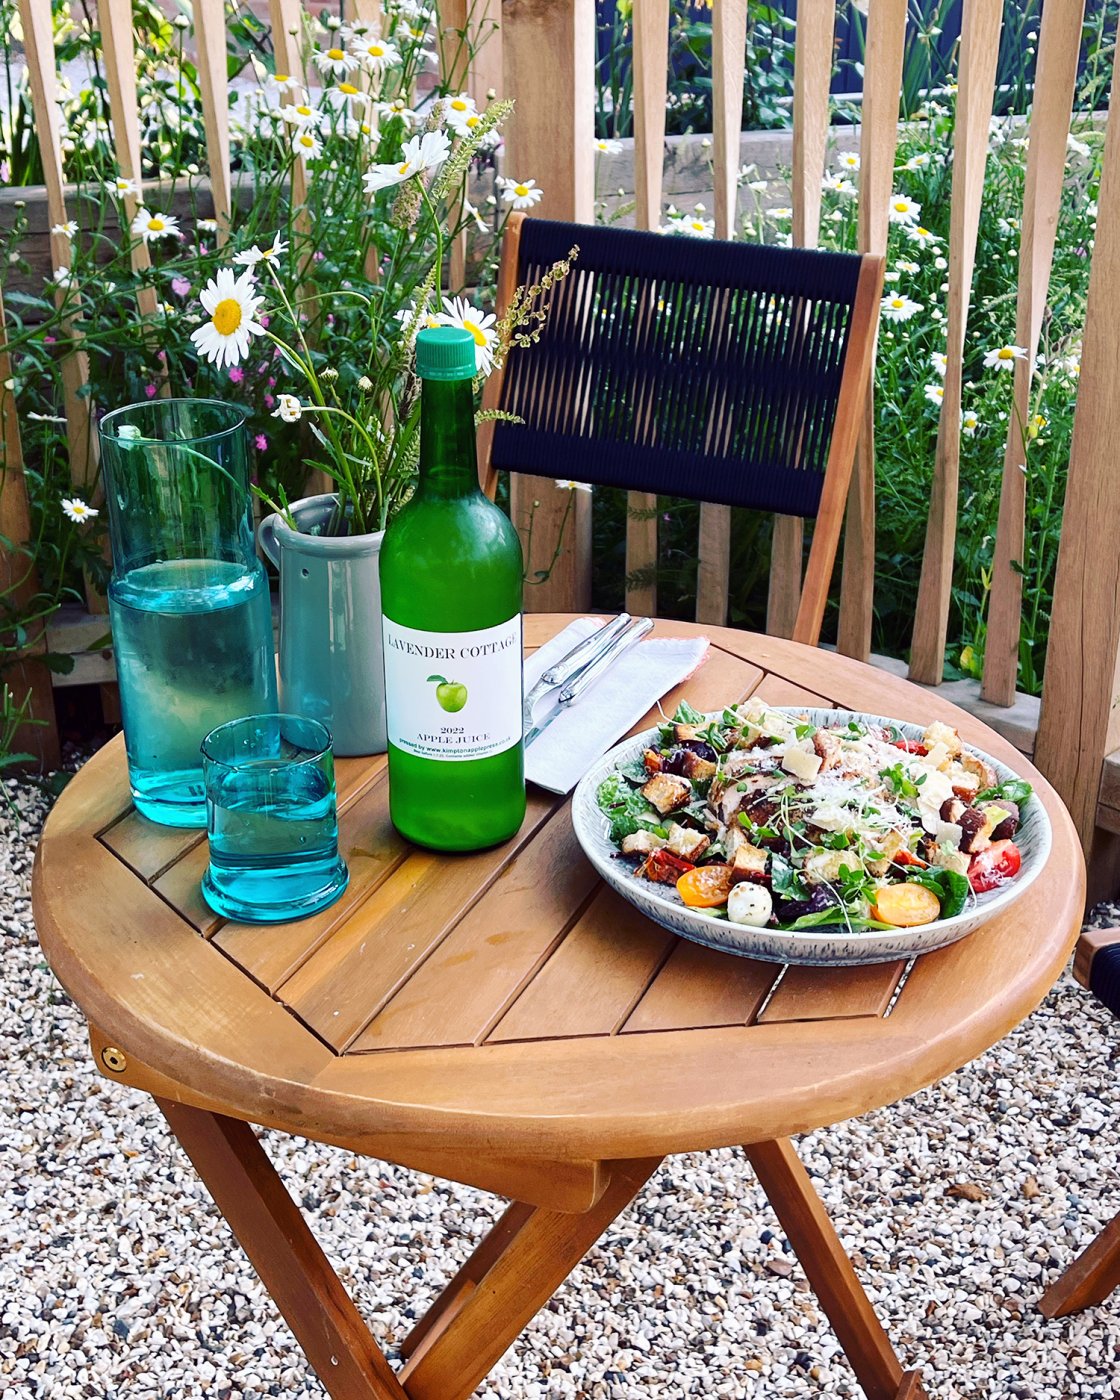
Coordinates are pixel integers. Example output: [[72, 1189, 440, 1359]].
[[893, 202, 909, 212], [398, 161, 411, 174], [146, 217, 164, 231], [462, 319, 487, 347], [299, 134, 315, 148], [212, 298, 243, 336], [890, 298, 904, 308], [915, 227, 929, 236], [450, 99, 469, 111], [997, 347, 1014, 360], [275, 73, 289, 82], [339, 82, 359, 95], [514, 183, 530, 196], [327, 47, 345, 59], [691, 221, 705, 231], [465, 115, 480, 128], [368, 44, 384, 56]]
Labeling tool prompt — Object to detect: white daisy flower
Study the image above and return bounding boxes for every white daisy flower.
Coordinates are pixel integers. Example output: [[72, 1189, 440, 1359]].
[[930, 351, 947, 377], [292, 128, 323, 161], [436, 294, 498, 374], [664, 213, 715, 238], [51, 220, 79, 239], [364, 129, 451, 193], [822, 174, 857, 196], [323, 81, 368, 112], [887, 193, 921, 224], [498, 177, 544, 211], [104, 176, 138, 197], [997, 216, 1021, 237], [190, 266, 266, 369], [883, 270, 900, 283], [899, 152, 931, 171], [52, 267, 73, 288], [442, 92, 478, 135], [131, 208, 181, 242], [264, 71, 301, 95], [983, 344, 1027, 371], [313, 44, 359, 77], [961, 409, 980, 437], [196, 218, 219, 235], [924, 383, 944, 407], [745, 179, 769, 192], [462, 198, 488, 233], [594, 137, 623, 156], [896, 259, 921, 275], [836, 151, 861, 171], [769, 206, 793, 219], [880, 293, 923, 322], [393, 301, 441, 337], [907, 224, 941, 247], [281, 100, 324, 129], [62, 497, 99, 524], [272, 394, 302, 422], [1068, 133, 1092, 158], [555, 480, 592, 492], [352, 37, 402, 73], [233, 235, 287, 267]]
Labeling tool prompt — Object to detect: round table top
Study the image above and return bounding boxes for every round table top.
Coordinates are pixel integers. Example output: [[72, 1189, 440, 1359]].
[[34, 616, 1084, 1171]]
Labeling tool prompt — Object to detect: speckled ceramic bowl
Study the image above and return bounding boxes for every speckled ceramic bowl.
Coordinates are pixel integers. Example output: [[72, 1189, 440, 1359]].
[[571, 708, 1052, 966]]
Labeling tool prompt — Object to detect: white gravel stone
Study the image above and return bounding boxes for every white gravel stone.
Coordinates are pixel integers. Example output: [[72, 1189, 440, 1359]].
[[3, 774, 1120, 1397]]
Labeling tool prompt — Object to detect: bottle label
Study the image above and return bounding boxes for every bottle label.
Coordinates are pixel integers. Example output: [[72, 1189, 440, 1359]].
[[383, 615, 523, 762]]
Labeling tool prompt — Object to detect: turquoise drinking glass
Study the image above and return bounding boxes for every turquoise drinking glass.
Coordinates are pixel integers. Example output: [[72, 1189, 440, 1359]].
[[99, 399, 277, 829], [200, 714, 349, 924]]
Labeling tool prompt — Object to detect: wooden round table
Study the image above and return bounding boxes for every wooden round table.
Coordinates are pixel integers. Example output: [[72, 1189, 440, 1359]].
[[33, 617, 1085, 1400]]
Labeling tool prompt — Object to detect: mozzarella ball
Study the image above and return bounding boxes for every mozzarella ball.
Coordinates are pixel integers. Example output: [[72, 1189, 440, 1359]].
[[727, 881, 773, 927]]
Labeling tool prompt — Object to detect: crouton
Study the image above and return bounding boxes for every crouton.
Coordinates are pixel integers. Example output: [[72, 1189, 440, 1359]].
[[640, 772, 691, 815], [922, 720, 962, 758], [643, 748, 663, 774], [949, 767, 982, 801], [803, 850, 852, 884], [865, 829, 908, 876], [664, 823, 711, 861], [676, 750, 718, 783], [960, 751, 997, 793], [673, 722, 700, 742], [730, 841, 768, 885], [621, 830, 666, 856], [928, 842, 971, 877]]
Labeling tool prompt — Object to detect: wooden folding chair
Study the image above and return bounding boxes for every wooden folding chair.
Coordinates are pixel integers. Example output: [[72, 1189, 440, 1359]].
[[480, 213, 884, 645], [1039, 927, 1120, 1318]]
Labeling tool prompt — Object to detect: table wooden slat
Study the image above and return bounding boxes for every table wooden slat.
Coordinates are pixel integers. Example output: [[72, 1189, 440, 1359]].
[[622, 938, 778, 1034], [351, 809, 600, 1052], [99, 810, 203, 880], [277, 792, 559, 1050], [487, 890, 676, 1043], [757, 962, 906, 1023]]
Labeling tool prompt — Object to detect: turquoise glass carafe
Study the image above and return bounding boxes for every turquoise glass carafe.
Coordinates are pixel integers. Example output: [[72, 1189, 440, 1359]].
[[99, 400, 277, 828]]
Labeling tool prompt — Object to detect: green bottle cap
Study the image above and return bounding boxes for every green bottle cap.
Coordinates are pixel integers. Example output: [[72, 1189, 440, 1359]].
[[415, 326, 477, 381]]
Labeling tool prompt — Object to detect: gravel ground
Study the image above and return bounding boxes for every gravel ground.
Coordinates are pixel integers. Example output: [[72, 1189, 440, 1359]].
[[3, 777, 1119, 1400]]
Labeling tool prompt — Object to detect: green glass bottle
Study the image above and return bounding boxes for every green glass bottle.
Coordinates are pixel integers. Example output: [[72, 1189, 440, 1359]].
[[379, 326, 526, 850]]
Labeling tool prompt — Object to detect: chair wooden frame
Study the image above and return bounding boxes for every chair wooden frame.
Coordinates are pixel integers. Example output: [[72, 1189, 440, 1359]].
[[1038, 925, 1120, 1318], [480, 212, 885, 646]]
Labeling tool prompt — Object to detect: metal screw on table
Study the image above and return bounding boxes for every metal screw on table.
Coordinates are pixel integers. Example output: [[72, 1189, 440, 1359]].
[[101, 1046, 127, 1073]]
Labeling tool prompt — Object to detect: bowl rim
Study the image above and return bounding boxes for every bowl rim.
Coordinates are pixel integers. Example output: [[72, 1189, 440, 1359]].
[[572, 706, 1053, 949]]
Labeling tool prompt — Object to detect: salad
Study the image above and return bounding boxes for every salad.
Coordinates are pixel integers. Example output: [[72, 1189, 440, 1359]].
[[596, 699, 1031, 934]]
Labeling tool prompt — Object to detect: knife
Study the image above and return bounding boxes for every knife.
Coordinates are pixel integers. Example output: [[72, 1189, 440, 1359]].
[[525, 617, 655, 748], [522, 612, 631, 734]]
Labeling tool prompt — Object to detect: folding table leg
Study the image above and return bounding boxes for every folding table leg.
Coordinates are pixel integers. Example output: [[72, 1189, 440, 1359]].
[[157, 1099, 407, 1400], [398, 1157, 662, 1400], [743, 1138, 928, 1400], [1039, 1209, 1120, 1317]]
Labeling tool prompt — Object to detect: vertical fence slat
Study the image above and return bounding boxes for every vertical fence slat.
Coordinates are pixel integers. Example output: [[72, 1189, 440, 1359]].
[[18, 0, 98, 551], [1035, 104, 1120, 848], [0, 294, 61, 768], [194, 0, 233, 239], [696, 0, 748, 627], [909, 0, 1004, 685], [767, 0, 834, 641], [982, 0, 1085, 705], [504, 0, 595, 613], [270, 0, 309, 217], [99, 0, 160, 320], [625, 0, 670, 618], [836, 0, 906, 661]]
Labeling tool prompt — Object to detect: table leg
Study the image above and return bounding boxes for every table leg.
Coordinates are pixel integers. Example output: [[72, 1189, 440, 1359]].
[[398, 1157, 662, 1400], [1039, 1209, 1120, 1317], [743, 1138, 928, 1400], [157, 1098, 407, 1400]]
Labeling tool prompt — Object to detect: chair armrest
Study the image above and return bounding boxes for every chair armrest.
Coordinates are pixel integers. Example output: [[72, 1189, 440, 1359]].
[[1074, 927, 1120, 990]]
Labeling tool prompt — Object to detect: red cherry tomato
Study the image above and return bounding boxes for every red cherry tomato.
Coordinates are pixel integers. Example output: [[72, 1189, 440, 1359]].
[[892, 739, 928, 755], [968, 840, 1022, 893]]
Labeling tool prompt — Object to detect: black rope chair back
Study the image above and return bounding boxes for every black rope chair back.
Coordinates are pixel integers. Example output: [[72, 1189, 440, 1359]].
[[482, 216, 883, 645]]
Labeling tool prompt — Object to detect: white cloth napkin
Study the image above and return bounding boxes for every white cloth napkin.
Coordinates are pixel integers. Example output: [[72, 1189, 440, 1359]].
[[524, 618, 710, 794]]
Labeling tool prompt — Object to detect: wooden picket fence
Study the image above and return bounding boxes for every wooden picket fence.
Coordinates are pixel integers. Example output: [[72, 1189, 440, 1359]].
[[6, 0, 1120, 888]]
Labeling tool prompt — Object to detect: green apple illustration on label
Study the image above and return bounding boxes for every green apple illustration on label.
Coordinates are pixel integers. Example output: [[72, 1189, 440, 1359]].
[[427, 674, 468, 712]]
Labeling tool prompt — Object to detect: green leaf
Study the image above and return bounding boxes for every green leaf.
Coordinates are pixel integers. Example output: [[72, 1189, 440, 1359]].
[[670, 700, 706, 727], [597, 772, 657, 844], [426, 674, 447, 684], [770, 852, 810, 902]]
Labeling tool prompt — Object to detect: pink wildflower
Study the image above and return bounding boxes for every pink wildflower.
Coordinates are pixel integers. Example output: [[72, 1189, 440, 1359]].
[[228, 366, 245, 383], [254, 433, 268, 451], [144, 383, 157, 398], [264, 394, 275, 409], [171, 276, 191, 297]]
